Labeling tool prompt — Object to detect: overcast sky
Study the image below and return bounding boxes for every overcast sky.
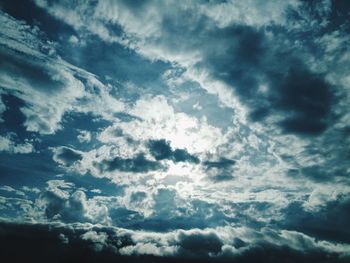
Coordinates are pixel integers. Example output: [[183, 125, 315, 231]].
[[0, 0, 350, 262]]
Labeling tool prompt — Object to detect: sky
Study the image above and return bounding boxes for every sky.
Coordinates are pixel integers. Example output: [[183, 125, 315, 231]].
[[0, 0, 350, 262]]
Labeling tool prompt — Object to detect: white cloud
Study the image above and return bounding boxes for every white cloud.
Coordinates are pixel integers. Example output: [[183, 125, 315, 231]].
[[0, 97, 6, 122], [22, 186, 41, 194], [109, 224, 350, 257], [0, 134, 34, 154], [0, 11, 125, 135], [68, 35, 79, 45], [200, 0, 301, 28], [0, 185, 25, 196], [35, 181, 112, 225], [81, 230, 108, 251], [107, 95, 224, 154], [77, 130, 92, 143]]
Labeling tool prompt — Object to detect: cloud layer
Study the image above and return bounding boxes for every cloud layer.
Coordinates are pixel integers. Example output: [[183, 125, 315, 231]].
[[0, 0, 350, 261]]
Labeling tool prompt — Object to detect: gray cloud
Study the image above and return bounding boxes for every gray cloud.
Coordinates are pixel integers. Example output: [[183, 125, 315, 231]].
[[203, 157, 236, 182], [282, 195, 350, 244], [1, 221, 349, 262], [148, 139, 199, 164], [96, 154, 163, 173], [40, 190, 88, 222]]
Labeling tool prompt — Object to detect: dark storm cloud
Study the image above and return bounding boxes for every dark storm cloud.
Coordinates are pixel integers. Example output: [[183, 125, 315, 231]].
[[203, 158, 236, 182], [127, 197, 239, 232], [96, 154, 163, 173], [209, 173, 234, 182], [148, 139, 199, 164], [289, 165, 334, 182], [273, 68, 334, 135], [0, 222, 132, 263], [200, 24, 336, 136], [118, 1, 339, 137], [282, 196, 350, 243], [0, 221, 349, 263], [52, 146, 83, 166], [148, 139, 172, 160], [285, 130, 350, 182], [40, 190, 88, 223], [203, 158, 236, 170], [177, 230, 223, 256]]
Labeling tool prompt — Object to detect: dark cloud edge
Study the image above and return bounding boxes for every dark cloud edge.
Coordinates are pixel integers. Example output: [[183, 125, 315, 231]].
[[0, 220, 349, 263]]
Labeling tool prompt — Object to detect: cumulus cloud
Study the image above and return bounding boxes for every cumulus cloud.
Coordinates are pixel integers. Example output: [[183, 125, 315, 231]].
[[37, 181, 110, 225]]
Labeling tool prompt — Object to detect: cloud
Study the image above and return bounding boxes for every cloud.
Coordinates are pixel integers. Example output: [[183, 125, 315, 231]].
[[52, 146, 83, 166], [77, 130, 92, 143], [176, 229, 223, 257], [203, 158, 236, 170], [96, 154, 163, 173], [0, 134, 34, 154], [0, 10, 125, 135], [29, 0, 349, 142], [271, 68, 334, 136], [38, 183, 110, 225], [0, 2, 350, 262], [39, 0, 346, 144], [282, 195, 350, 243], [28, 1, 350, 192], [203, 157, 236, 182], [0, 10, 82, 134], [196, 25, 336, 136], [40, 190, 88, 222], [0, 97, 5, 122], [0, 185, 25, 196], [22, 186, 40, 194], [148, 139, 199, 164], [81, 230, 109, 252], [1, 221, 349, 262], [97, 95, 224, 155]]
